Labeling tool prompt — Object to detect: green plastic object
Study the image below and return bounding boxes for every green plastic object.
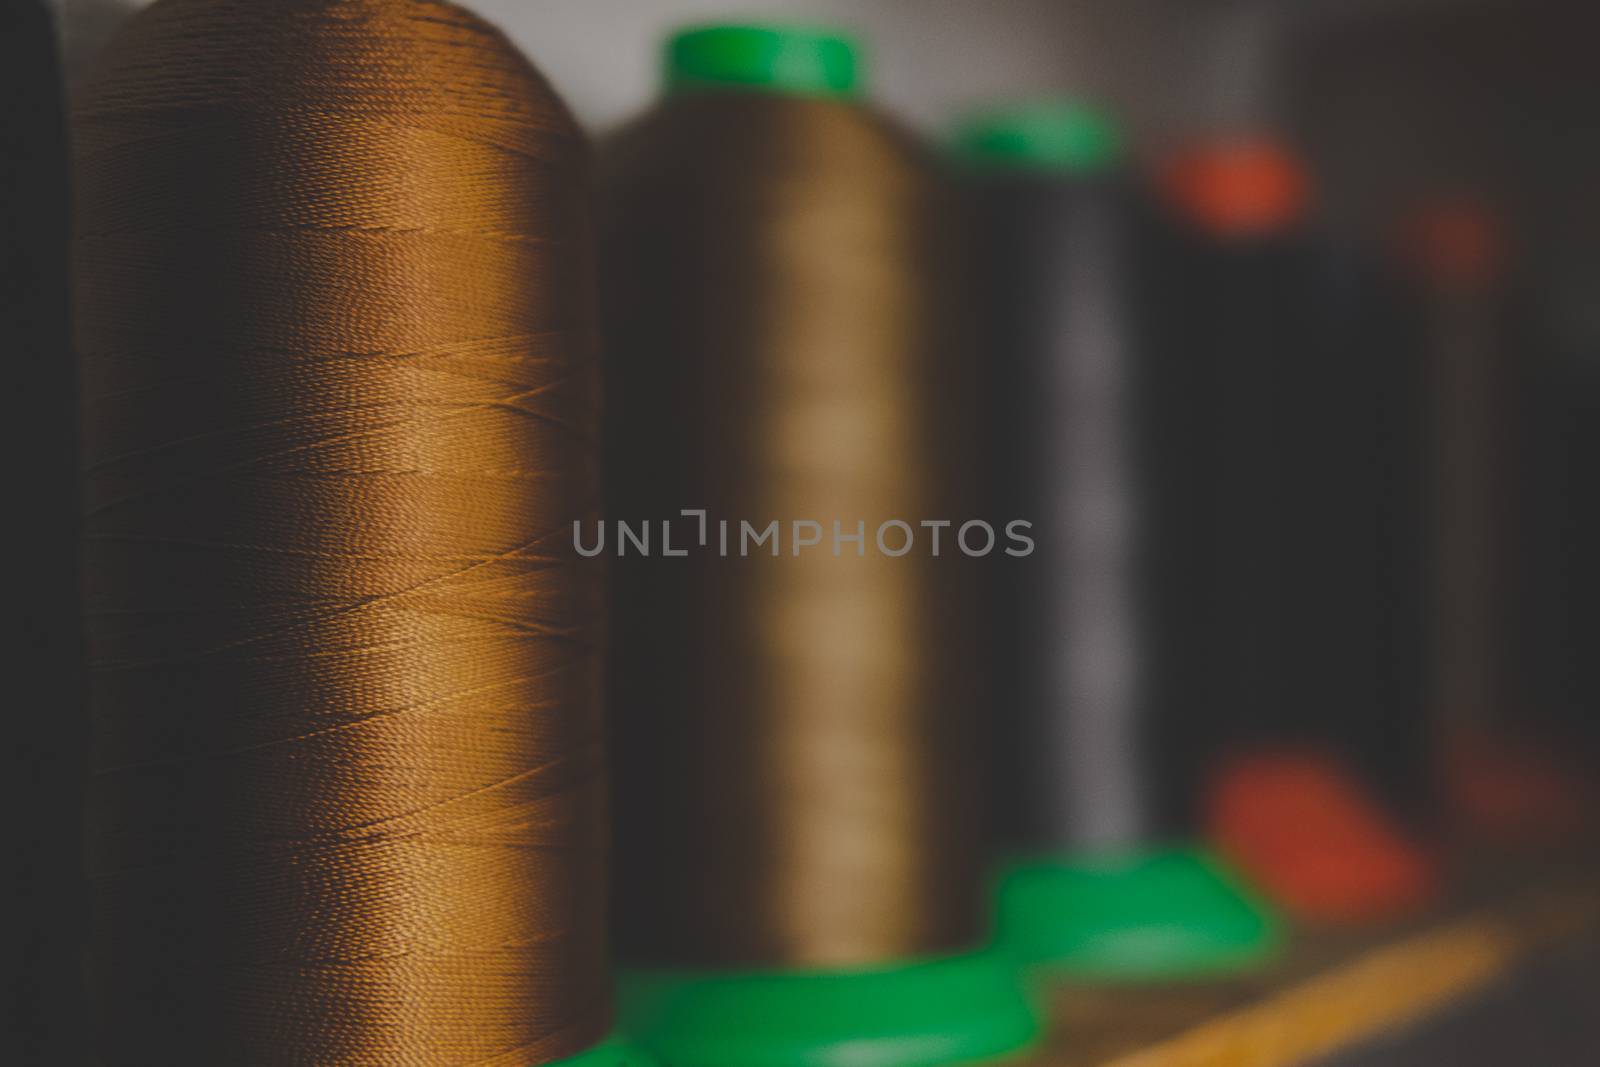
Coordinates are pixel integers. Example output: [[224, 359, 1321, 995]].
[[617, 949, 1041, 1067], [666, 25, 862, 100], [549, 1033, 658, 1067], [993, 846, 1280, 979], [953, 101, 1125, 174]]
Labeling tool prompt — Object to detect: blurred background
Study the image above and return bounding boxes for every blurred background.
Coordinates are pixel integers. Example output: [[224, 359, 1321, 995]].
[[49, 0, 1598, 840], [52, 0, 1599, 831], [54, 0, 1600, 474], [56, 0, 1600, 239]]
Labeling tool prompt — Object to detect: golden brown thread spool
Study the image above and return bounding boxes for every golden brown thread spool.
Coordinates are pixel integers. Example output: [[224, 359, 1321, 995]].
[[603, 28, 982, 969], [73, 1, 608, 1063]]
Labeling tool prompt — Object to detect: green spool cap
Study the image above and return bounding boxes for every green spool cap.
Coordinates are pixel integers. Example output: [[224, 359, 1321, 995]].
[[618, 949, 1042, 1067], [993, 846, 1281, 980], [953, 101, 1125, 173], [549, 1033, 658, 1067], [666, 24, 862, 99]]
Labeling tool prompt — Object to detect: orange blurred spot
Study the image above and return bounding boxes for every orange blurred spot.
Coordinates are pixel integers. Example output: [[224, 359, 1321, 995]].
[[1445, 729, 1594, 844], [1395, 194, 1508, 290], [1159, 137, 1313, 238], [1208, 749, 1437, 924]]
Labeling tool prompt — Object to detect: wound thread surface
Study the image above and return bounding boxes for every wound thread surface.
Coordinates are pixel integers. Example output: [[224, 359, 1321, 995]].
[[73, 2, 609, 1063], [603, 90, 982, 969]]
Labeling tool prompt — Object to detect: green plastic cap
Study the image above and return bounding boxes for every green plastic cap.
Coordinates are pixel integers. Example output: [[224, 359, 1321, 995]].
[[954, 101, 1125, 174], [619, 949, 1041, 1067], [993, 845, 1281, 980], [666, 25, 862, 99]]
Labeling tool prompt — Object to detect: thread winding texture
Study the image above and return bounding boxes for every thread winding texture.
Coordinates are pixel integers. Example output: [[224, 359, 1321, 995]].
[[73, 2, 609, 1062], [603, 93, 981, 967]]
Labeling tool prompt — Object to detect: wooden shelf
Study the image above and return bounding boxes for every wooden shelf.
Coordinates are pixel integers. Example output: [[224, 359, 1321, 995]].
[[1021, 859, 1600, 1067]]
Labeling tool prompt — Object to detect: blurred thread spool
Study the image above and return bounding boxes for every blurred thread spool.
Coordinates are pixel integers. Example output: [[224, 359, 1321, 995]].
[[1400, 196, 1596, 842], [1155, 137, 1318, 764], [1158, 138, 1430, 791], [605, 23, 976, 972], [1302, 237, 1431, 821], [603, 24, 1037, 1067], [960, 103, 1169, 850], [1404, 198, 1511, 750], [1160, 138, 1435, 922], [1521, 259, 1600, 772], [73, 2, 617, 1063], [6, 0, 86, 1061], [957, 103, 1278, 978]]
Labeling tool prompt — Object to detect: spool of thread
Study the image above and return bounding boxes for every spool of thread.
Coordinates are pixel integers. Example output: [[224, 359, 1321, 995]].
[[1302, 237, 1431, 823], [1156, 138, 1318, 757], [1518, 260, 1600, 779], [602, 25, 1037, 1067], [1158, 138, 1435, 923], [1406, 198, 1511, 763], [1399, 196, 1594, 843], [73, 2, 641, 1063], [956, 102, 1277, 978], [7, 0, 86, 1060]]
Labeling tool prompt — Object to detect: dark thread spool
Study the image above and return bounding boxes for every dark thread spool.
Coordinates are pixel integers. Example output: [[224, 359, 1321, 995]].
[[1404, 201, 1514, 750], [1156, 182, 1313, 767], [1401, 200, 1597, 838], [962, 129, 1187, 850], [73, 2, 610, 1062], [1303, 240, 1430, 819], [602, 30, 981, 970], [599, 35, 1039, 1066], [1516, 266, 1600, 765], [1160, 141, 1438, 923], [959, 108, 1278, 980], [1154, 142, 1415, 787], [6, 0, 86, 1061]]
